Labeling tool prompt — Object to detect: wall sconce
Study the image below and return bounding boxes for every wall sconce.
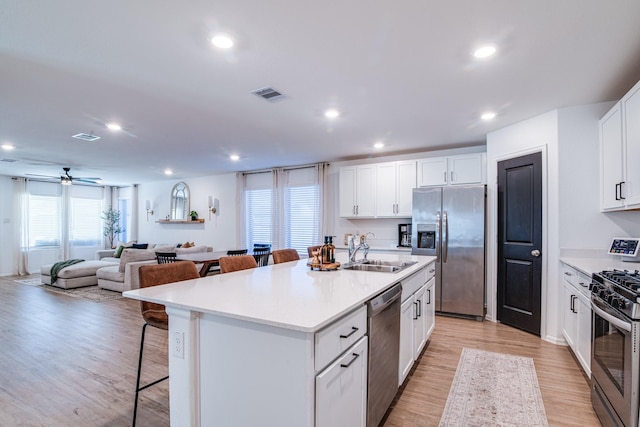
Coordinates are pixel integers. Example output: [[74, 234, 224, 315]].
[[145, 200, 154, 222], [208, 196, 219, 220]]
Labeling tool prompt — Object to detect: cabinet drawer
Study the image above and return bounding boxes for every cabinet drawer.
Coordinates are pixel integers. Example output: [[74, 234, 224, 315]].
[[401, 268, 428, 302], [562, 264, 591, 297], [315, 306, 367, 371]]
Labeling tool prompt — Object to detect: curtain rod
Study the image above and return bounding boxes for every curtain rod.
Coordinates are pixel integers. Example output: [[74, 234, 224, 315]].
[[242, 162, 330, 176]]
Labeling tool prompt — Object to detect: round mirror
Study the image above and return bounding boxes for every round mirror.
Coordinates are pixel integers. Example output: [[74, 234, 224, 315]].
[[170, 182, 190, 220]]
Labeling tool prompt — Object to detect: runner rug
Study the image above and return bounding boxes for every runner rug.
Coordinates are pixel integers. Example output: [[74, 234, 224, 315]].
[[439, 347, 548, 427]]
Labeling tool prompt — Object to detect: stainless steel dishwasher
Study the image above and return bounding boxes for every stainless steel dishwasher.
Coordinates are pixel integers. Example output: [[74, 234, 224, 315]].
[[367, 283, 402, 427]]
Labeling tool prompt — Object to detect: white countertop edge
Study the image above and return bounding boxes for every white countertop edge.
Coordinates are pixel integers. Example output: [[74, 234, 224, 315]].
[[124, 253, 436, 333], [560, 257, 640, 277]]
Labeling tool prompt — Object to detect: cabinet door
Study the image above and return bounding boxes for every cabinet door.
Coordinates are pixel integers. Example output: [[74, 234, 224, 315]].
[[600, 104, 624, 211], [356, 165, 375, 217], [623, 83, 640, 208], [339, 167, 357, 217], [316, 337, 368, 427], [449, 153, 483, 185], [418, 157, 448, 187], [375, 162, 397, 217], [576, 293, 592, 377], [562, 283, 577, 349], [396, 160, 416, 217], [424, 277, 435, 340], [413, 285, 427, 359], [398, 297, 415, 386]]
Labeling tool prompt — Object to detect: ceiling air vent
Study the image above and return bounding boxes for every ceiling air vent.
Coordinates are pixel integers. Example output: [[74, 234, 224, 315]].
[[251, 87, 286, 103], [72, 133, 101, 142]]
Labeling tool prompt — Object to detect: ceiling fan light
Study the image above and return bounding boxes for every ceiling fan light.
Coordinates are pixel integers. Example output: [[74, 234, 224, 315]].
[[61, 177, 72, 185]]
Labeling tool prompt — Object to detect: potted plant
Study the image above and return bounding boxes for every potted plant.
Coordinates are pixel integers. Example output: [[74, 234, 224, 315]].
[[190, 210, 198, 221], [102, 207, 125, 248]]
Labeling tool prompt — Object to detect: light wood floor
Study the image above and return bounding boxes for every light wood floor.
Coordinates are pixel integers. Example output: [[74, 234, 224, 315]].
[[0, 275, 600, 426]]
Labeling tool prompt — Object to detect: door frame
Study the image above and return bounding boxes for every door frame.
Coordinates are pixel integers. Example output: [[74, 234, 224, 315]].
[[486, 145, 549, 341]]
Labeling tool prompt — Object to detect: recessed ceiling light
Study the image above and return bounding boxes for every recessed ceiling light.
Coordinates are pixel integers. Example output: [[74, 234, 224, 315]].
[[481, 112, 496, 121], [374, 142, 384, 149], [164, 169, 173, 175], [1, 143, 15, 150], [106, 122, 122, 131], [211, 34, 234, 49], [324, 109, 340, 119], [473, 45, 497, 59], [230, 154, 240, 161]]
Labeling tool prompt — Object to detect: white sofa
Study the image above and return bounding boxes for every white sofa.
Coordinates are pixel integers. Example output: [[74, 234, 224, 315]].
[[96, 245, 213, 292]]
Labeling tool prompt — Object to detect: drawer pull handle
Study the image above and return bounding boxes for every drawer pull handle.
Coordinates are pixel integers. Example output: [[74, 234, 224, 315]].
[[413, 302, 419, 320], [340, 352, 360, 368], [564, 272, 572, 276], [579, 281, 588, 287], [340, 327, 358, 339], [428, 269, 435, 274]]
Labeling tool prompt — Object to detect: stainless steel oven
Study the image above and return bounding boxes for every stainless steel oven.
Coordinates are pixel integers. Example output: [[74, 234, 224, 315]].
[[591, 270, 640, 427]]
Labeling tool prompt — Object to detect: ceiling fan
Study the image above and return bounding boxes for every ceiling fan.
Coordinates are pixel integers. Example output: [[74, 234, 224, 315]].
[[27, 167, 102, 185]]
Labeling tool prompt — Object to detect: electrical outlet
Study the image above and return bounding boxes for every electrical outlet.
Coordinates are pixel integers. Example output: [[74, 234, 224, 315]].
[[173, 331, 184, 359]]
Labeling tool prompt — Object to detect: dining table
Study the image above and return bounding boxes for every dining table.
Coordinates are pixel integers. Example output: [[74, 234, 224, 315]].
[[176, 250, 256, 277]]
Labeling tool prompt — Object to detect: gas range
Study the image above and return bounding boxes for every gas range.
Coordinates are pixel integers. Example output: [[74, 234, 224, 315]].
[[591, 269, 640, 319]]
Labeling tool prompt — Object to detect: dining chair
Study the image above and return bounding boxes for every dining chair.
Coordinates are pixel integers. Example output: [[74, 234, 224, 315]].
[[155, 252, 177, 264], [252, 247, 271, 267], [133, 261, 200, 426], [272, 249, 301, 264], [307, 245, 322, 258], [227, 249, 248, 256], [253, 243, 272, 250], [219, 255, 258, 273]]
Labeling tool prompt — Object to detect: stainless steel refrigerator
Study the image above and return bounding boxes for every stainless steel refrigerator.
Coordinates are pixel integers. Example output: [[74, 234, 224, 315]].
[[411, 185, 486, 319]]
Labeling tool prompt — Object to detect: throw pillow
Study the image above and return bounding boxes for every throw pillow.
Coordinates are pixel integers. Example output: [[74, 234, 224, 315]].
[[132, 243, 148, 249], [182, 241, 194, 248], [114, 245, 125, 258]]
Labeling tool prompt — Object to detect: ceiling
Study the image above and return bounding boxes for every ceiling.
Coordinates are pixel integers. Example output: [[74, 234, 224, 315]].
[[1, 1, 640, 186]]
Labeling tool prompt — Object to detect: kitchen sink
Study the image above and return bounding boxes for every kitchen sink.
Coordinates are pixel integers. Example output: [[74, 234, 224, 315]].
[[342, 260, 417, 273]]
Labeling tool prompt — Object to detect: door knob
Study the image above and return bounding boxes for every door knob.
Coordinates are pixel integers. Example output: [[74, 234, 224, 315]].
[[531, 249, 541, 257]]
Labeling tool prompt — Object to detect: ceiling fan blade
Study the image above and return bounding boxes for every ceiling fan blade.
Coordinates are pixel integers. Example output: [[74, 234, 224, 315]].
[[25, 173, 58, 178], [74, 178, 102, 184]]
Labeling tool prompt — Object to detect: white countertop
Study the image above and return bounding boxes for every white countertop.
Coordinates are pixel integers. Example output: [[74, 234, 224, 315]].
[[560, 256, 640, 276], [124, 252, 435, 333]]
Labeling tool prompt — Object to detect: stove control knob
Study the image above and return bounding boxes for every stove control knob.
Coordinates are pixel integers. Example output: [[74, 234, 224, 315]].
[[618, 299, 628, 309], [599, 289, 611, 299]]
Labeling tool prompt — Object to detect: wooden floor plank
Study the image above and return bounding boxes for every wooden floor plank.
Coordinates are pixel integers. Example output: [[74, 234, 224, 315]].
[[0, 276, 600, 426]]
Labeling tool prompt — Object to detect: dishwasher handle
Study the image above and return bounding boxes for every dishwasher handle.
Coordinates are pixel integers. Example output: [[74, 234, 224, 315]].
[[367, 284, 402, 317]]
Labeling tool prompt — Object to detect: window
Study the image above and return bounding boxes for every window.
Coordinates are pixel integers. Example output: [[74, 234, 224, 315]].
[[243, 165, 324, 255], [29, 194, 62, 248], [69, 197, 103, 246]]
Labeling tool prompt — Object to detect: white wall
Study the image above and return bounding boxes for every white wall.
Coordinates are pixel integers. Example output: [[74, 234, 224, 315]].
[[558, 104, 640, 249], [487, 109, 558, 341], [487, 102, 640, 344], [137, 173, 238, 250]]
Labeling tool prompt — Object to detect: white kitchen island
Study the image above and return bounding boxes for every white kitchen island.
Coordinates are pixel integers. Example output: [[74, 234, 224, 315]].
[[124, 252, 435, 427]]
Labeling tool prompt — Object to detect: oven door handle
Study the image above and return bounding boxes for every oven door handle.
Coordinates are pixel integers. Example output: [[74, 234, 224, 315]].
[[592, 299, 632, 332]]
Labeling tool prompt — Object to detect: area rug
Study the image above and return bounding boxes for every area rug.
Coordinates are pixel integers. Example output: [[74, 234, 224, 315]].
[[42, 285, 123, 303], [13, 278, 44, 286], [439, 348, 548, 427]]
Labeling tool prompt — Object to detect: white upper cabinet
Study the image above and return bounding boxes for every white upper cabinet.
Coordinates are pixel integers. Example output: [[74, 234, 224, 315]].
[[339, 165, 375, 218], [375, 161, 416, 217], [600, 103, 624, 210], [623, 82, 640, 208], [600, 79, 640, 211], [417, 153, 485, 187]]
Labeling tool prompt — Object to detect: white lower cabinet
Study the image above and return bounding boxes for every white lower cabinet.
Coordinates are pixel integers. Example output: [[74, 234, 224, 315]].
[[561, 263, 591, 377], [399, 266, 436, 386], [316, 336, 368, 427]]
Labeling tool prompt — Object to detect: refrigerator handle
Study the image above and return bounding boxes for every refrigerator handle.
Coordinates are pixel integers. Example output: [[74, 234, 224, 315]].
[[442, 210, 448, 263], [436, 211, 441, 261]]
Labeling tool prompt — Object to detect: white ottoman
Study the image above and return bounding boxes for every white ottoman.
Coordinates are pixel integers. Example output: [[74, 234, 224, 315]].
[[41, 260, 118, 289]]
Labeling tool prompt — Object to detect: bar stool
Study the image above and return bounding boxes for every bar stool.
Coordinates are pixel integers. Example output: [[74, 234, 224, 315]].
[[133, 262, 200, 426], [219, 255, 258, 273], [272, 249, 301, 264]]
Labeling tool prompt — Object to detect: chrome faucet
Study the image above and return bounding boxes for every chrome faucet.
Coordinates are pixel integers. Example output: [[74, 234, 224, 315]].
[[348, 232, 375, 263]]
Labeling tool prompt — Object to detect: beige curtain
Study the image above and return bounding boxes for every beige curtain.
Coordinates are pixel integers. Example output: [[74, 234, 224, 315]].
[[12, 177, 29, 275]]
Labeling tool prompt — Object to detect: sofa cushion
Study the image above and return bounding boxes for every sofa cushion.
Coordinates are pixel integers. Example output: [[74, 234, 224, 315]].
[[41, 260, 117, 278], [96, 265, 124, 282], [119, 248, 157, 272], [176, 245, 208, 255], [154, 244, 178, 253]]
